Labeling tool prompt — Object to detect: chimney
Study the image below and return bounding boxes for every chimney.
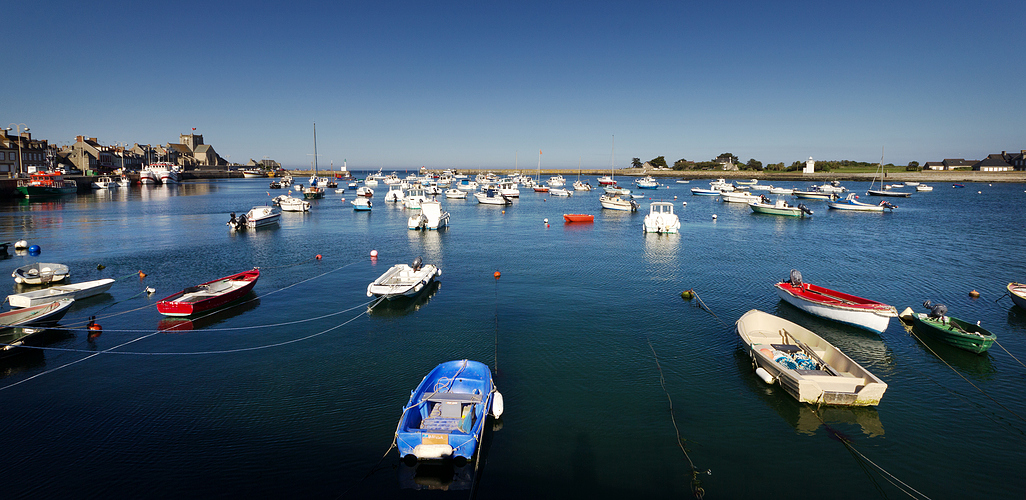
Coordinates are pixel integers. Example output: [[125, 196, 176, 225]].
[[76, 135, 84, 143]]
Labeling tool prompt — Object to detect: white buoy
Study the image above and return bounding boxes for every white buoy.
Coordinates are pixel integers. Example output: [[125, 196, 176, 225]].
[[14, 240, 27, 249], [755, 367, 775, 384], [712, 214, 717, 219], [491, 391, 504, 418], [543, 218, 548, 224]]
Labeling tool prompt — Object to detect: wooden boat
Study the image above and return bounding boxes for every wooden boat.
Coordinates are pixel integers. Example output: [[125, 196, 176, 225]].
[[16, 172, 77, 198], [0, 298, 75, 328], [396, 359, 503, 461], [367, 258, 440, 300], [749, 197, 813, 217], [7, 278, 115, 308], [827, 193, 896, 212], [735, 309, 888, 406], [563, 214, 594, 223], [599, 194, 638, 211], [774, 271, 897, 333], [1008, 282, 1026, 310], [12, 262, 70, 285], [156, 268, 260, 317], [642, 202, 680, 234], [900, 304, 996, 354]]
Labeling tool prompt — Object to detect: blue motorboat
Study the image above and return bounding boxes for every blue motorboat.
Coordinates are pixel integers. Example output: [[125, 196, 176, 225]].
[[396, 360, 503, 462]]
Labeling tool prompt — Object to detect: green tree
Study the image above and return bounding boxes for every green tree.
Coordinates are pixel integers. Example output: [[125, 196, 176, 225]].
[[716, 152, 740, 165], [648, 156, 668, 169], [908, 161, 919, 168], [631, 157, 643, 169], [745, 158, 763, 171], [673, 158, 689, 170]]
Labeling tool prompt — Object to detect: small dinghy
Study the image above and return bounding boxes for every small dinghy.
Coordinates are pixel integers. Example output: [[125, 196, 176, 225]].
[[12, 263, 70, 285], [774, 270, 897, 334], [0, 298, 75, 328], [900, 301, 996, 354], [396, 359, 503, 462], [563, 214, 594, 223], [367, 257, 440, 300], [6, 278, 115, 308], [736, 309, 888, 406], [157, 268, 260, 317], [1008, 282, 1026, 310]]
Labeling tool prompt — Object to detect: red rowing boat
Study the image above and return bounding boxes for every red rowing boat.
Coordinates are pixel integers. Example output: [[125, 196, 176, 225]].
[[157, 268, 260, 317], [774, 271, 896, 333], [563, 214, 594, 223]]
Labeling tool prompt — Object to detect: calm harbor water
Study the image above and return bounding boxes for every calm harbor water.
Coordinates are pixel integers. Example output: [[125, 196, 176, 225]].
[[1, 175, 1024, 498]]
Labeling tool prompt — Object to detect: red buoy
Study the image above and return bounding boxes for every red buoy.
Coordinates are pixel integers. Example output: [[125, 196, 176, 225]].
[[493, 271, 501, 279], [316, 254, 322, 260]]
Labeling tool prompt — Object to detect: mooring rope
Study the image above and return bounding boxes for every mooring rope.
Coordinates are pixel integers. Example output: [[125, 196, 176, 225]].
[[993, 339, 1026, 370], [647, 336, 709, 499], [687, 289, 727, 327]]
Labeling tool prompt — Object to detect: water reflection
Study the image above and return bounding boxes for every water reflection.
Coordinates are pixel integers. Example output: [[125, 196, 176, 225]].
[[899, 319, 996, 378], [406, 228, 444, 263], [397, 461, 473, 491], [157, 296, 261, 332], [369, 281, 441, 317], [774, 301, 892, 369], [642, 231, 680, 266], [0, 326, 75, 371], [1006, 306, 1026, 329]]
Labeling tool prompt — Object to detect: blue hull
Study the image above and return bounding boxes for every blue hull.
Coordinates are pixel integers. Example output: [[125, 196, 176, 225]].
[[396, 360, 495, 461]]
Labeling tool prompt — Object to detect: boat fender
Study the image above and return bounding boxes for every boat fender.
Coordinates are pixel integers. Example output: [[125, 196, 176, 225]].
[[755, 367, 775, 384], [491, 391, 504, 418], [14, 240, 28, 249], [969, 289, 980, 298]]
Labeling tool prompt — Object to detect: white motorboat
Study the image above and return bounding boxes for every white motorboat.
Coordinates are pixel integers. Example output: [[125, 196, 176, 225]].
[[749, 197, 813, 217], [635, 176, 659, 189], [228, 206, 281, 230], [769, 186, 795, 195], [709, 178, 735, 192], [675, 179, 691, 184], [735, 179, 757, 185], [474, 188, 513, 205], [599, 194, 639, 211], [444, 188, 467, 199], [573, 180, 593, 191], [604, 185, 631, 195], [367, 257, 441, 300], [905, 181, 920, 187], [352, 197, 372, 211], [356, 186, 374, 198], [497, 181, 520, 198], [408, 199, 450, 230], [456, 179, 479, 191], [720, 191, 760, 203], [117, 175, 130, 187], [547, 175, 566, 188], [642, 201, 680, 234], [915, 184, 934, 192], [549, 187, 573, 197], [747, 184, 773, 192], [6, 278, 115, 308], [813, 181, 847, 193], [735, 309, 888, 406], [827, 193, 896, 212], [12, 262, 70, 285], [792, 189, 834, 200], [690, 187, 723, 196], [404, 188, 429, 209], [274, 195, 310, 212], [91, 176, 117, 189], [384, 184, 406, 203]]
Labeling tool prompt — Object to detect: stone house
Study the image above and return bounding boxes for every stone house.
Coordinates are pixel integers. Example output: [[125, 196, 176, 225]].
[[973, 153, 1014, 172]]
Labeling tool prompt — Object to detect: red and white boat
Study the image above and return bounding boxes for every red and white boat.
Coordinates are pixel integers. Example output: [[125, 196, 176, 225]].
[[774, 270, 897, 334], [157, 268, 260, 317], [563, 214, 594, 223], [1008, 282, 1026, 310], [0, 298, 75, 328]]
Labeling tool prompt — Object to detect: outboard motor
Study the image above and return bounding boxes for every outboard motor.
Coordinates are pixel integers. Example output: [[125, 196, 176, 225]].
[[798, 203, 813, 216], [788, 269, 803, 288], [923, 300, 948, 321], [760, 194, 771, 204], [880, 201, 897, 210], [411, 256, 423, 271], [227, 212, 238, 229]]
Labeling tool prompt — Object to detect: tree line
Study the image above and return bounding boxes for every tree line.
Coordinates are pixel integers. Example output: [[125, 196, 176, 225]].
[[627, 154, 919, 172]]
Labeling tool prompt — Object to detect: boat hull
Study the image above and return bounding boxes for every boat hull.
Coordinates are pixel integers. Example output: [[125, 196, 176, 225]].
[[367, 264, 441, 300], [909, 313, 996, 354], [0, 298, 75, 328], [12, 263, 70, 285], [1008, 283, 1026, 310], [156, 269, 260, 317], [775, 282, 896, 334], [749, 203, 806, 217], [736, 309, 888, 406], [866, 190, 911, 197], [7, 278, 115, 308], [396, 360, 496, 461], [563, 214, 594, 223]]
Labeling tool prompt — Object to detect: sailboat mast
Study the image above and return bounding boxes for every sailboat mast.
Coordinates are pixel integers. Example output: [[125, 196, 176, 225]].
[[611, 135, 615, 180], [312, 122, 318, 174]]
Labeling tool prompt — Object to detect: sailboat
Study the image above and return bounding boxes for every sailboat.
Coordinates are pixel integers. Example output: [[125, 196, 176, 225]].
[[302, 122, 325, 199], [597, 136, 616, 185], [866, 148, 910, 198], [533, 150, 548, 192], [573, 158, 592, 191]]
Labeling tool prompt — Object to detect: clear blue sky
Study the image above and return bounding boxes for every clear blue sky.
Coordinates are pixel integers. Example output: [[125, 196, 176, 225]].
[[7, 0, 1023, 169]]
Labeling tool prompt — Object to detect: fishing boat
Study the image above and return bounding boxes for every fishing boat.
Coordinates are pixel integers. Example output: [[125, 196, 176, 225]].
[[0, 298, 75, 328], [774, 270, 897, 334], [735, 309, 888, 406], [356, 186, 374, 198], [827, 193, 897, 212], [474, 188, 513, 205], [156, 268, 260, 317], [396, 359, 502, 462], [91, 176, 117, 189], [149, 163, 181, 184], [916, 184, 934, 192], [1007, 282, 1026, 310], [900, 302, 996, 354], [408, 200, 449, 230], [720, 191, 760, 204], [12, 262, 70, 285], [302, 185, 325, 199], [6, 278, 115, 308], [139, 168, 159, 185], [642, 201, 680, 234], [228, 206, 280, 230], [273, 195, 310, 212], [563, 214, 594, 223], [635, 176, 659, 189], [367, 257, 441, 300], [444, 188, 467, 199], [352, 197, 372, 211], [117, 175, 131, 187], [16, 172, 77, 198], [749, 197, 813, 217], [404, 187, 429, 209], [599, 193, 639, 211], [384, 184, 406, 202]]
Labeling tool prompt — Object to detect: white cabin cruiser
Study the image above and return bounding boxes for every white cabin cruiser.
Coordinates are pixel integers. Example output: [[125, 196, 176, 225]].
[[642, 201, 681, 234]]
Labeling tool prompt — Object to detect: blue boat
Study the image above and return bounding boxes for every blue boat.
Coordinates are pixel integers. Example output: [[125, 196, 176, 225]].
[[396, 360, 503, 462]]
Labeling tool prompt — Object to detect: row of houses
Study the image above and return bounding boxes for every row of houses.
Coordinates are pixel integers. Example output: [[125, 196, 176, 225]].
[[0, 131, 229, 177], [923, 151, 1026, 172]]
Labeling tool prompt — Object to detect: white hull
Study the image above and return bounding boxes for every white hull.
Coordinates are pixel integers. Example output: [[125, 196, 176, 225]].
[[7, 278, 115, 308], [642, 202, 680, 233], [775, 287, 894, 333], [599, 194, 638, 211], [721, 192, 760, 203], [367, 263, 441, 299]]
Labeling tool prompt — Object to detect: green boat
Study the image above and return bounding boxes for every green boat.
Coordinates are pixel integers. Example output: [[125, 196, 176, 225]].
[[907, 311, 996, 354], [16, 172, 77, 198]]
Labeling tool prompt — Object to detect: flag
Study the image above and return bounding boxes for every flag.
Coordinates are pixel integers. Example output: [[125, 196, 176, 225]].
[[192, 128, 196, 131], [540, 150, 543, 154]]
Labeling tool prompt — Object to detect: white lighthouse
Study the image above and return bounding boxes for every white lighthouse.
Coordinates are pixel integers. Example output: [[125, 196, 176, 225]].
[[804, 157, 815, 174]]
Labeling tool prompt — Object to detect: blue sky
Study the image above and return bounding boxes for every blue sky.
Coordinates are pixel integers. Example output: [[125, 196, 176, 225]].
[[7, 0, 1023, 169]]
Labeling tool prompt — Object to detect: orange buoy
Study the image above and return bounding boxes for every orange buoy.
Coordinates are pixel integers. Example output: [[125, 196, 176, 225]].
[[138, 271, 147, 278], [493, 271, 501, 279], [969, 289, 980, 298], [316, 254, 322, 260]]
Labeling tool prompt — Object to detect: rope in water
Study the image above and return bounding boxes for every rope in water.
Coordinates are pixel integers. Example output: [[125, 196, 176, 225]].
[[901, 321, 1026, 425], [993, 339, 1026, 370], [689, 289, 726, 327], [647, 337, 709, 499]]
